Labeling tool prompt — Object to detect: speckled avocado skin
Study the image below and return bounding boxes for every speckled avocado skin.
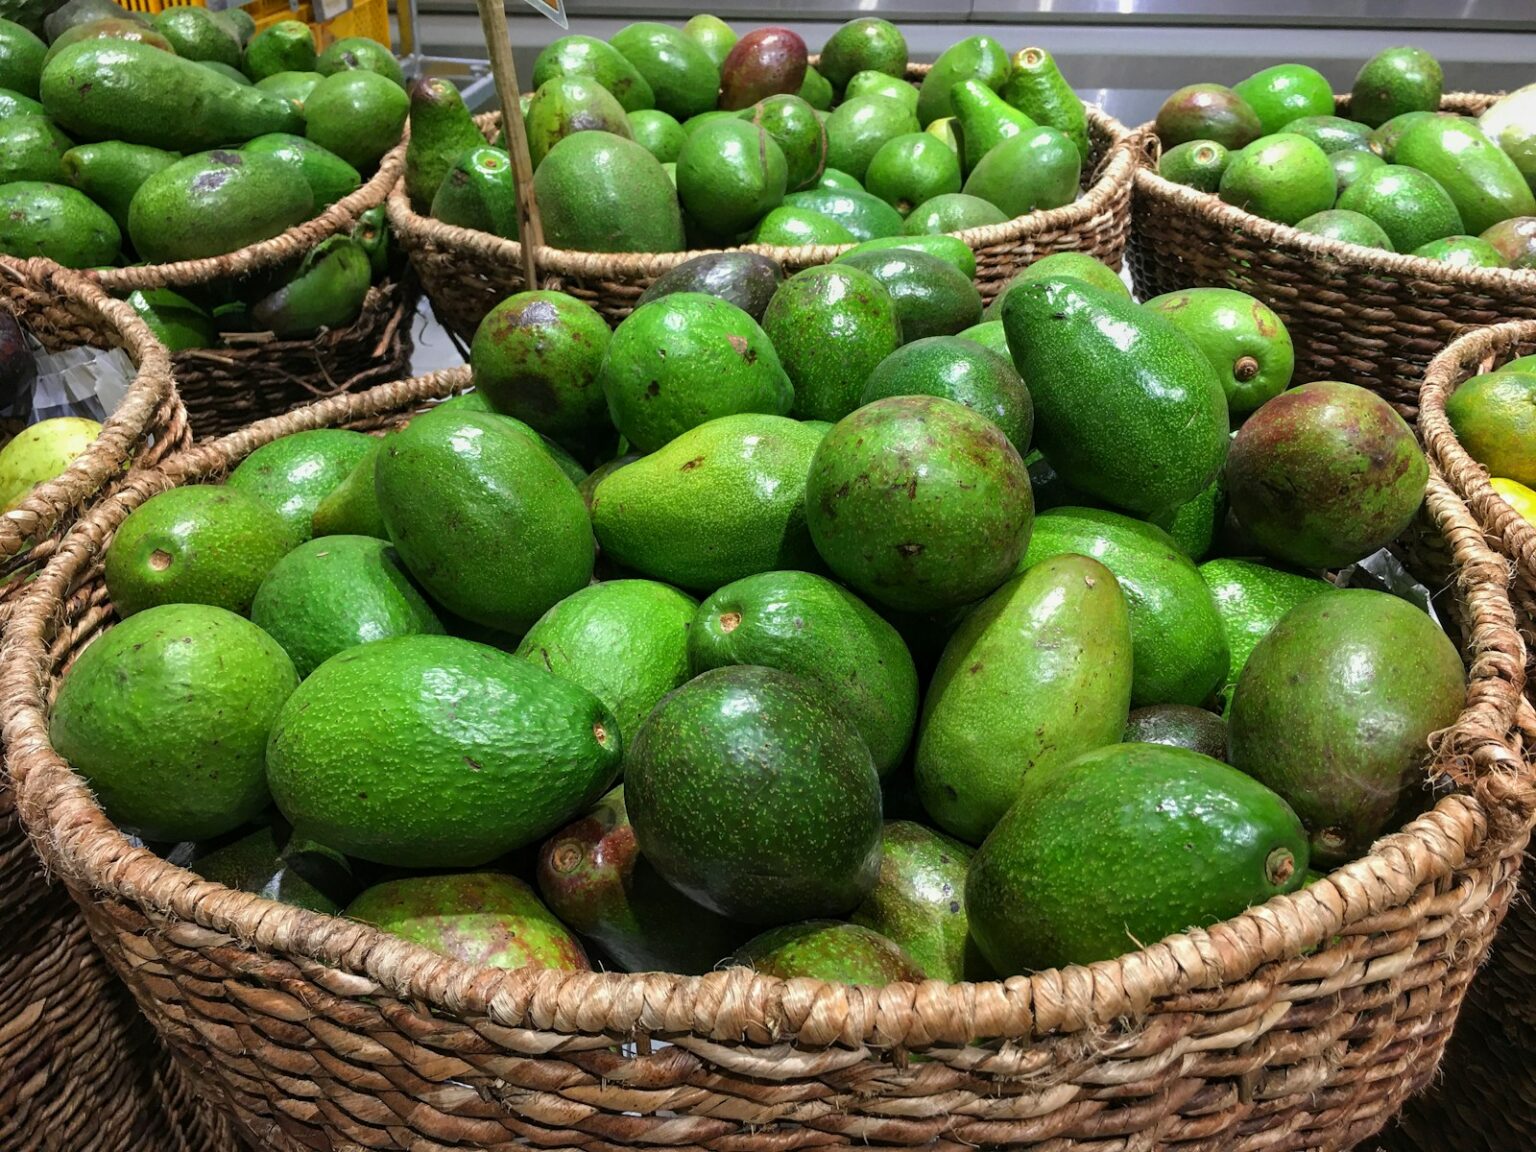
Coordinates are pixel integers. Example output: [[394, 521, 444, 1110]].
[[966, 741, 1309, 974], [1228, 589, 1465, 865], [1124, 704, 1228, 761], [1197, 557, 1330, 704], [266, 634, 622, 867], [346, 872, 591, 971], [625, 665, 882, 925], [734, 921, 924, 985], [226, 428, 373, 545], [851, 820, 990, 981]]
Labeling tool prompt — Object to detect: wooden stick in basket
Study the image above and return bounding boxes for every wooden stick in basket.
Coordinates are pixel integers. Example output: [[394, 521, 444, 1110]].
[[473, 0, 544, 290]]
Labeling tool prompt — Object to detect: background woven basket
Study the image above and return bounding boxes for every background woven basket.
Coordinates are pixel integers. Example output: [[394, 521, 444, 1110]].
[[93, 146, 416, 440], [388, 66, 1136, 343], [1, 364, 1533, 1151], [1128, 93, 1536, 422], [0, 257, 240, 1151], [1372, 317, 1536, 1151]]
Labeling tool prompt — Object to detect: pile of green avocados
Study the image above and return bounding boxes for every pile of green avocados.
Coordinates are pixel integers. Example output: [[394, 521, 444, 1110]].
[[1157, 46, 1536, 268], [406, 16, 1090, 253], [46, 237, 1469, 984], [0, 0, 405, 342]]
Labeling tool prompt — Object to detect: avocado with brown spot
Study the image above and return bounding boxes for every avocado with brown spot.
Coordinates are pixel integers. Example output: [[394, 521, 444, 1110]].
[[532, 34, 654, 113], [471, 290, 612, 444], [128, 148, 313, 265], [526, 74, 633, 169], [1155, 83, 1262, 149]]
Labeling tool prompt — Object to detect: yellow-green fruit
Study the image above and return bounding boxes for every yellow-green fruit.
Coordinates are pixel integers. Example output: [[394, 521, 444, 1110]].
[[1218, 133, 1335, 225], [50, 603, 297, 842], [104, 484, 295, 617], [225, 428, 374, 545], [1144, 287, 1294, 416], [1231, 63, 1333, 135], [0, 415, 100, 510], [1445, 370, 1536, 488]]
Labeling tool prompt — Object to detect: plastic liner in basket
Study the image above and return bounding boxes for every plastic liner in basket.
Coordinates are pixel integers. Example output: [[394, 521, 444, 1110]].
[[1129, 93, 1536, 423], [92, 145, 416, 440], [0, 256, 240, 1152], [388, 66, 1136, 343], [1, 355, 1533, 1151]]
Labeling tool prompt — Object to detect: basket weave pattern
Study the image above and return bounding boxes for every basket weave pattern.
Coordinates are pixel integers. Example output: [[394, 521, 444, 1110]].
[[93, 147, 416, 439], [387, 67, 1136, 342], [1, 362, 1533, 1151], [1128, 94, 1536, 420], [0, 256, 239, 1151]]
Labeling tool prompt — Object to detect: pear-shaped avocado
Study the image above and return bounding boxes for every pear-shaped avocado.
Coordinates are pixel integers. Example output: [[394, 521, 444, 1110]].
[[677, 118, 786, 235], [781, 187, 904, 239], [963, 124, 1081, 218], [1226, 381, 1427, 569], [525, 74, 633, 169], [739, 93, 825, 191], [534, 131, 683, 253], [1350, 45, 1443, 128], [1231, 62, 1333, 135], [865, 132, 961, 216], [1002, 277, 1229, 517], [1155, 83, 1262, 149], [841, 233, 976, 278], [537, 787, 744, 973], [806, 395, 1033, 612], [532, 33, 654, 112], [1395, 115, 1536, 235], [917, 553, 1133, 843], [817, 16, 907, 93], [256, 70, 324, 113], [249, 235, 372, 339], [225, 428, 373, 544], [303, 69, 408, 169], [1229, 589, 1464, 864], [311, 437, 388, 540], [762, 263, 901, 421], [1001, 46, 1089, 162], [680, 14, 737, 69], [719, 26, 806, 111], [1144, 287, 1294, 417], [1283, 114, 1373, 155], [128, 149, 314, 265], [610, 22, 719, 121], [915, 34, 1009, 127], [735, 921, 922, 984], [966, 742, 1308, 973], [860, 335, 1031, 451], [636, 250, 784, 320], [591, 414, 821, 592], [952, 78, 1038, 174], [798, 64, 833, 111], [600, 293, 791, 453], [243, 132, 361, 210], [430, 145, 519, 238], [824, 93, 919, 185], [0, 181, 118, 266]]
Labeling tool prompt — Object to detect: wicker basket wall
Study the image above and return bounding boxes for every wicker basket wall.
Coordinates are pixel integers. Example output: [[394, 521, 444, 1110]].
[[388, 67, 1136, 343], [0, 257, 240, 1152], [1128, 93, 1536, 421], [93, 147, 415, 440], [1, 362, 1534, 1152]]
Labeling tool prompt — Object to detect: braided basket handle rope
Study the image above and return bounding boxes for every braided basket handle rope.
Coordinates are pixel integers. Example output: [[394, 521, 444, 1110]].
[[0, 257, 185, 563], [89, 144, 407, 294], [0, 344, 1528, 1055]]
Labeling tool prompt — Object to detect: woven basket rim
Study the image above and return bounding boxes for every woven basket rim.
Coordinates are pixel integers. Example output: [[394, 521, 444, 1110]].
[[1133, 91, 1536, 294], [385, 75, 1136, 280], [90, 144, 405, 294], [1420, 318, 1536, 574], [1, 370, 1531, 1047], [0, 256, 179, 561]]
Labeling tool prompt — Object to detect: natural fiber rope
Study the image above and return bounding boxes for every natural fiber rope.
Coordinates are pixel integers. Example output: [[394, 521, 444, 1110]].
[[0, 373, 1529, 1052]]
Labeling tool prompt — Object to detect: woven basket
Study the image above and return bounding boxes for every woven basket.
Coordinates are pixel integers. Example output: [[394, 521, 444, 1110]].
[[94, 145, 415, 440], [2, 361, 1535, 1151], [0, 257, 241, 1152], [1128, 93, 1536, 422], [388, 67, 1136, 342]]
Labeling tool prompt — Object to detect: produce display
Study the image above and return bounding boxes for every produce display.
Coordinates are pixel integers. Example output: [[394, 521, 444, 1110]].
[[0, 304, 103, 507], [41, 231, 1473, 984], [0, 1, 405, 343], [1444, 353, 1536, 524], [405, 15, 1092, 253], [1155, 46, 1536, 268]]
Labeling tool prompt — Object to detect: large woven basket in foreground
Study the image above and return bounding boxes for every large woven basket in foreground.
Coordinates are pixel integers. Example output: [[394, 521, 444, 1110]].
[[2, 363, 1534, 1151], [93, 146, 415, 439], [0, 257, 238, 1151], [388, 67, 1136, 342], [1129, 93, 1536, 421]]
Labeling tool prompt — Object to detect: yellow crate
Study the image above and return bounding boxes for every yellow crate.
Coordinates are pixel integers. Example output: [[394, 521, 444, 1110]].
[[115, 0, 390, 51]]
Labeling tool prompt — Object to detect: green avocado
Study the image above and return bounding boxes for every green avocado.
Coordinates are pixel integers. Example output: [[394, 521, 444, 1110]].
[[1294, 207, 1395, 250], [734, 921, 923, 984], [256, 69, 324, 113], [199, 60, 251, 86], [962, 124, 1081, 218], [590, 413, 822, 593], [1283, 115, 1373, 155], [250, 534, 444, 678], [470, 289, 611, 443], [958, 319, 1008, 357], [1444, 370, 1536, 485], [798, 64, 833, 111], [42, 39, 302, 151], [1412, 234, 1507, 267], [860, 335, 1031, 451], [837, 247, 982, 342], [781, 187, 904, 240], [840, 233, 976, 278], [680, 14, 737, 69], [806, 395, 1033, 612], [915, 33, 1008, 127], [525, 74, 633, 170], [1001, 46, 1089, 162], [1329, 148, 1385, 196], [1144, 287, 1294, 417], [303, 69, 407, 169], [316, 36, 405, 89], [243, 132, 361, 210], [599, 293, 791, 453], [817, 17, 907, 94], [375, 406, 594, 635], [1002, 277, 1229, 518], [740, 93, 826, 192], [966, 741, 1308, 972], [762, 263, 901, 421], [0, 86, 43, 117], [1481, 216, 1536, 269], [0, 114, 68, 184], [125, 287, 215, 353], [1369, 109, 1437, 161], [635, 250, 783, 320], [816, 167, 861, 192], [1350, 45, 1443, 128], [128, 149, 314, 265], [677, 117, 786, 235], [151, 6, 239, 67], [626, 664, 882, 924], [269, 634, 620, 867], [904, 192, 1008, 235], [629, 107, 685, 162], [749, 205, 855, 246], [1217, 133, 1336, 225], [1124, 704, 1228, 761], [0, 179, 118, 266], [311, 437, 388, 539], [241, 20, 316, 82], [1336, 164, 1463, 252], [248, 235, 372, 339], [42, 20, 176, 68], [226, 427, 373, 544], [951, 77, 1038, 175], [824, 93, 919, 185], [609, 22, 719, 121], [1024, 506, 1229, 707], [0, 17, 44, 97], [430, 145, 519, 238], [534, 130, 683, 253], [916, 553, 1133, 843], [845, 69, 917, 114], [690, 569, 919, 777], [985, 251, 1129, 322], [1197, 557, 1331, 705], [1394, 114, 1536, 235], [532, 34, 654, 113], [1231, 62, 1333, 134], [1229, 589, 1464, 864], [1158, 139, 1229, 192]]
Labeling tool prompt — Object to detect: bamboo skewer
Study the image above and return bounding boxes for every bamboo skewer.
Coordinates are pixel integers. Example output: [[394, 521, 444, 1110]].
[[473, 0, 544, 290]]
